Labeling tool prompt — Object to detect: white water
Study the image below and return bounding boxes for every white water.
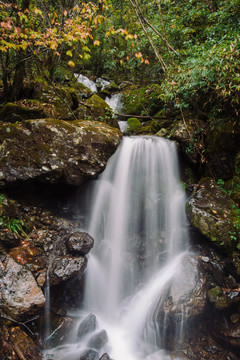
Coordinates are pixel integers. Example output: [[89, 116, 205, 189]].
[[105, 93, 123, 114], [75, 74, 97, 92], [43, 136, 190, 360]]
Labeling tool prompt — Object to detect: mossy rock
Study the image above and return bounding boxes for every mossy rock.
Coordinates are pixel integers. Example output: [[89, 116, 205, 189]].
[[0, 103, 44, 123], [84, 94, 118, 128], [156, 128, 169, 137], [86, 94, 112, 119], [0, 118, 122, 188], [34, 83, 78, 119], [207, 286, 232, 310], [186, 177, 240, 254], [104, 82, 119, 92], [74, 82, 93, 99], [207, 285, 240, 310], [127, 117, 142, 131], [97, 89, 112, 99], [135, 125, 153, 135], [122, 84, 163, 116]]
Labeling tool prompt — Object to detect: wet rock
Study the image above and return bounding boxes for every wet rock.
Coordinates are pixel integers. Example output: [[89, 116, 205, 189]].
[[0, 102, 44, 123], [10, 242, 47, 274], [79, 349, 99, 360], [77, 313, 97, 340], [0, 119, 122, 188], [65, 232, 94, 255], [0, 326, 42, 360], [87, 329, 108, 350], [44, 315, 74, 348], [99, 354, 111, 360], [186, 177, 239, 254], [163, 255, 207, 318], [0, 255, 45, 320], [49, 255, 87, 285]]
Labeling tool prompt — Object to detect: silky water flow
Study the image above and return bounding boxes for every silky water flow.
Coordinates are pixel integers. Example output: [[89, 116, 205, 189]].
[[43, 136, 192, 360]]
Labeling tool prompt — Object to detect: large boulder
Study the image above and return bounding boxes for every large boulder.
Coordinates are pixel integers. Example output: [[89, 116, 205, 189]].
[[77, 313, 97, 340], [49, 254, 87, 285], [0, 255, 45, 320], [0, 119, 122, 188], [186, 178, 240, 254], [163, 255, 207, 318]]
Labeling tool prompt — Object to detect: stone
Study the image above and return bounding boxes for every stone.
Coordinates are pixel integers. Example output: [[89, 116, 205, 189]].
[[79, 349, 99, 360], [0, 255, 45, 320], [99, 354, 111, 360], [163, 255, 207, 318], [87, 329, 108, 350], [49, 254, 87, 285], [9, 242, 47, 274], [186, 177, 239, 254], [44, 315, 74, 348], [65, 232, 94, 255], [77, 313, 97, 340], [127, 117, 142, 132], [0, 119, 122, 188], [85, 94, 119, 128]]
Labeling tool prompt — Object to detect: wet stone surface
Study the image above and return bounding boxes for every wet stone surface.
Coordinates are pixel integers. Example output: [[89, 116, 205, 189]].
[[65, 231, 94, 255]]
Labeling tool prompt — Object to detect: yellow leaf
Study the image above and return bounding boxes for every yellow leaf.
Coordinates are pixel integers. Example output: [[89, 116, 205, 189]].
[[83, 53, 91, 61], [66, 49, 73, 57], [94, 40, 100, 46], [68, 60, 75, 67]]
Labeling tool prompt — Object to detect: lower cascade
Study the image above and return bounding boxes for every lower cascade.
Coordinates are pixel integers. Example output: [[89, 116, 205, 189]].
[[43, 136, 193, 360]]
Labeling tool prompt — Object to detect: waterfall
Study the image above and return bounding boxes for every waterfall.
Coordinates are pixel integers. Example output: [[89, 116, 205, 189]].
[[44, 136, 190, 360]]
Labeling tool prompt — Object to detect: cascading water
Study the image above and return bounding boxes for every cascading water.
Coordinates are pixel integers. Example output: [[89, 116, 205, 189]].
[[44, 135, 191, 360]]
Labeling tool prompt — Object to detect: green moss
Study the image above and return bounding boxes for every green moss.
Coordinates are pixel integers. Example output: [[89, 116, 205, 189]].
[[86, 94, 111, 118], [122, 84, 163, 116], [0, 102, 44, 123], [127, 117, 142, 131], [208, 286, 222, 302]]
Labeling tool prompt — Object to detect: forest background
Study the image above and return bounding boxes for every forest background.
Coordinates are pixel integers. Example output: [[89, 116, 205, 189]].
[[0, 0, 239, 119]]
